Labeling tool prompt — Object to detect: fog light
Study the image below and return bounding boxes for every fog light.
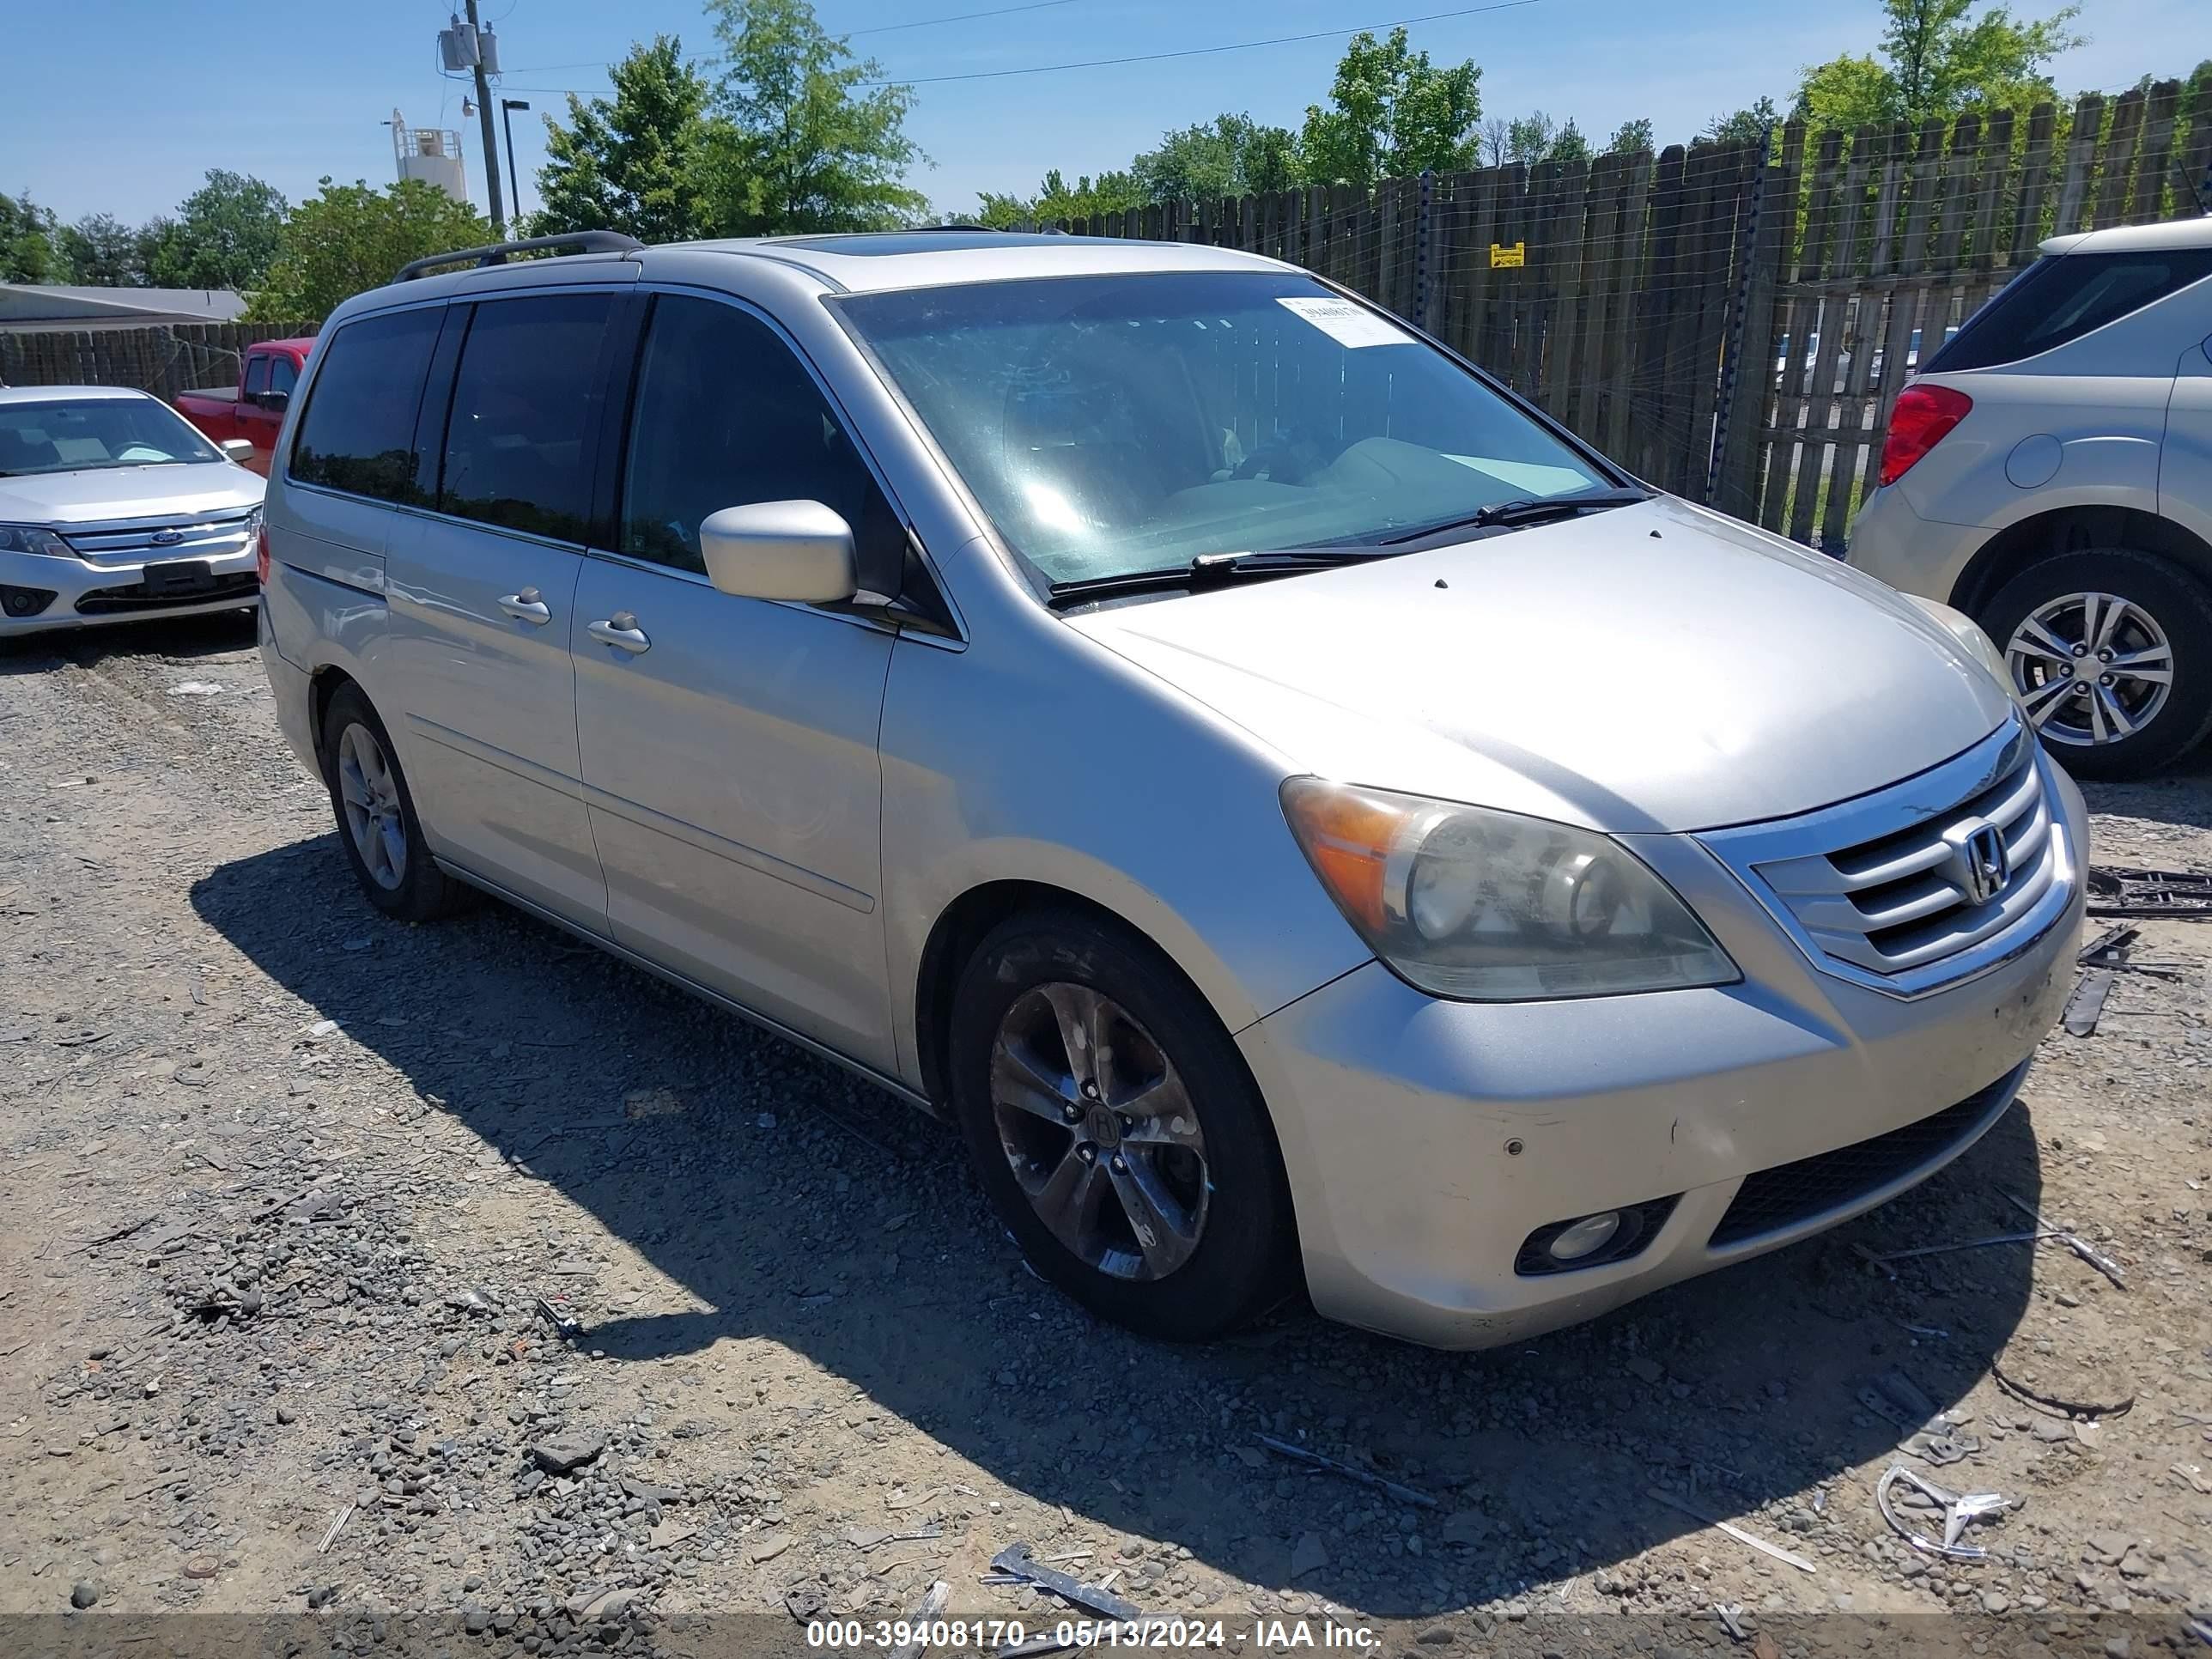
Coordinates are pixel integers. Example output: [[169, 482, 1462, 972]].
[[1547, 1211, 1623, 1262], [1, 584, 57, 617]]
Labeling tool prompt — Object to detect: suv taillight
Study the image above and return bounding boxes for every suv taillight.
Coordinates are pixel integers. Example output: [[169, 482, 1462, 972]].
[[1879, 384, 1972, 486], [255, 521, 271, 583]]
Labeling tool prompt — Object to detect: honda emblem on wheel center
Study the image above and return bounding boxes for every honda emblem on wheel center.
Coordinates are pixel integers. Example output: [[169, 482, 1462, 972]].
[[1960, 823, 2011, 905]]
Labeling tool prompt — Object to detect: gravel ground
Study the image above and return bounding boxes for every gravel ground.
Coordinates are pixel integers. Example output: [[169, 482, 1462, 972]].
[[3, 611, 2210, 1659]]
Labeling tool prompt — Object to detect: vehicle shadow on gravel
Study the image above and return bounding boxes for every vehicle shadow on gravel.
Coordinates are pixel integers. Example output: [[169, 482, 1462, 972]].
[[0, 610, 257, 675], [192, 835, 2042, 1617]]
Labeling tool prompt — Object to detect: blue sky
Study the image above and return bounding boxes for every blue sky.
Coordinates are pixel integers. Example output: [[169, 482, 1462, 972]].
[[11, 0, 2202, 231]]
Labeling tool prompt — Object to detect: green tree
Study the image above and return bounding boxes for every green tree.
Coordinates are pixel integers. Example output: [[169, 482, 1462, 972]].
[[59, 214, 150, 286], [1699, 95, 1782, 146], [149, 170, 289, 290], [974, 167, 1146, 228], [533, 36, 715, 244], [1504, 111, 1557, 164], [1, 191, 64, 283], [246, 179, 489, 322], [1133, 113, 1303, 201], [1298, 27, 1482, 186], [1547, 118, 1590, 163], [1795, 0, 2084, 129], [699, 0, 927, 234], [1605, 118, 1656, 155]]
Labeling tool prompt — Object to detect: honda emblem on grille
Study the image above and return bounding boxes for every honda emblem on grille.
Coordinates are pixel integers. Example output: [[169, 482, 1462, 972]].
[[1960, 823, 2011, 905], [149, 529, 185, 546]]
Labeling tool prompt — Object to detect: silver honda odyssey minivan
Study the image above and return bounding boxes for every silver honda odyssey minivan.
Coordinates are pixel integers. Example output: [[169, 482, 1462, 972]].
[[257, 228, 2087, 1350]]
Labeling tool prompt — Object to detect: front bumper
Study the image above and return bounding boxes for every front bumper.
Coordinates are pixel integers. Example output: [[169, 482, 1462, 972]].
[[1241, 762, 2087, 1350], [0, 544, 258, 636]]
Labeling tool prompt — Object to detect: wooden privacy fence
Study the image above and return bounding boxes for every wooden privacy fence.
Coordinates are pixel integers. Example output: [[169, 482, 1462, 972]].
[[0, 322, 318, 406], [1059, 78, 2212, 548]]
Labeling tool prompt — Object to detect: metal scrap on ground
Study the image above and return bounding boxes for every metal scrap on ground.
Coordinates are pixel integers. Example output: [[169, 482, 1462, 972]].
[[1645, 1487, 1817, 1573], [885, 1581, 948, 1659], [2002, 1192, 2129, 1288], [987, 1543, 1144, 1621], [1255, 1432, 1439, 1508], [2086, 864, 2212, 919], [1990, 1359, 2136, 1420], [1875, 1464, 2018, 1561]]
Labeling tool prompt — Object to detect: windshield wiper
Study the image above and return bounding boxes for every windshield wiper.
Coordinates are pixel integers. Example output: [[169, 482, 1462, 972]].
[[1048, 545, 1402, 607], [1379, 486, 1653, 545]]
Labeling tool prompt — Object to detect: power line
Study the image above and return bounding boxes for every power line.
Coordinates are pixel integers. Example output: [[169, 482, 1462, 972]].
[[501, 0, 1085, 79], [852, 0, 1079, 35], [504, 0, 1543, 94], [855, 0, 1546, 87]]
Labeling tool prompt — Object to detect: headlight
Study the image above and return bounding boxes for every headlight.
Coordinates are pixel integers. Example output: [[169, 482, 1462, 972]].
[[1279, 778, 1739, 1001], [1909, 594, 2015, 702], [0, 524, 74, 558]]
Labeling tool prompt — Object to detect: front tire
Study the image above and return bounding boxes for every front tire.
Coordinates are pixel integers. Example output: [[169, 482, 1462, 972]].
[[1979, 547, 2212, 780], [319, 683, 469, 923], [948, 908, 1297, 1341]]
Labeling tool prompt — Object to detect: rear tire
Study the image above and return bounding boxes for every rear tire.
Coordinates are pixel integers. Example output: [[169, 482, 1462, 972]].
[[1978, 547, 2212, 781], [948, 908, 1297, 1341], [319, 683, 470, 923]]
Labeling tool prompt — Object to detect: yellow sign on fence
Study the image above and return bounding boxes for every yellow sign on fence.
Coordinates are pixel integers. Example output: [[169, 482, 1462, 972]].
[[1490, 241, 1526, 269]]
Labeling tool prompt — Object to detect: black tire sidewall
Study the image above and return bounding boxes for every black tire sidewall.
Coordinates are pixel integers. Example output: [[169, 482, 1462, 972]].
[[319, 685, 455, 922], [947, 909, 1296, 1341], [1978, 547, 2212, 780]]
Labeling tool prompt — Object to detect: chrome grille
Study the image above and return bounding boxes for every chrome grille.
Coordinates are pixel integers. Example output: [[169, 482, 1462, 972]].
[[1699, 723, 2075, 997], [62, 508, 256, 566]]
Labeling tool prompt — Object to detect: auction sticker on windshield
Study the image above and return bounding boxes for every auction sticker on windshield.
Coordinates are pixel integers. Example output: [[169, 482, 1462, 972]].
[[1276, 295, 1415, 349]]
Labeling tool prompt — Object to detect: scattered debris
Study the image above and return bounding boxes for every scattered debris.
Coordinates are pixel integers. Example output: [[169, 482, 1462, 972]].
[[527, 1431, 605, 1474], [2086, 864, 2212, 919], [1858, 1228, 2060, 1267], [1645, 1487, 1816, 1573], [886, 1581, 948, 1659], [168, 682, 223, 696], [317, 1504, 352, 1553], [2002, 1193, 2129, 1289], [1990, 1360, 2136, 1420], [2063, 969, 2116, 1036], [1875, 1463, 2018, 1560], [532, 1295, 582, 1340], [1255, 1432, 1438, 1508], [988, 1542, 1144, 1620], [1714, 1602, 1748, 1641], [70, 1580, 100, 1609]]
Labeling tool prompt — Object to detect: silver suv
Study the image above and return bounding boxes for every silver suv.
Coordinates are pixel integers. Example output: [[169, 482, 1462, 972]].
[[258, 230, 2085, 1350], [1850, 216, 2212, 777]]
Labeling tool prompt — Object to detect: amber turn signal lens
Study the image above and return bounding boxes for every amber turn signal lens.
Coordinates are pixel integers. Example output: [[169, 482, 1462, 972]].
[[1279, 778, 1413, 935]]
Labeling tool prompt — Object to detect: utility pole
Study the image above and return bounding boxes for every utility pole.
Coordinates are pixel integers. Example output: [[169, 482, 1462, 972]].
[[464, 0, 506, 236], [501, 99, 531, 225]]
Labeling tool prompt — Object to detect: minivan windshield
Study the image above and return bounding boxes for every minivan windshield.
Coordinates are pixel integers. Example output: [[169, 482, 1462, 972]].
[[835, 271, 1615, 587], [0, 395, 222, 477]]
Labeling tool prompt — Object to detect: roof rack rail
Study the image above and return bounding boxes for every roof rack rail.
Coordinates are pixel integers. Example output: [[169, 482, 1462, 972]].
[[394, 230, 645, 283]]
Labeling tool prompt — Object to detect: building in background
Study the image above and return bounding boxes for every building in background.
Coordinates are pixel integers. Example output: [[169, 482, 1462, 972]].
[[391, 110, 468, 204]]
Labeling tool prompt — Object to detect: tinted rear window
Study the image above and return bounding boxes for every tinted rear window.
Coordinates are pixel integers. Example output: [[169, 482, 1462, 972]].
[[1929, 248, 2212, 372], [437, 293, 613, 542], [289, 307, 443, 501]]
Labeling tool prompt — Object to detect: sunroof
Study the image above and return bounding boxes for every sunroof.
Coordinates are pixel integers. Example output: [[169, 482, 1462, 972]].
[[771, 230, 1068, 257]]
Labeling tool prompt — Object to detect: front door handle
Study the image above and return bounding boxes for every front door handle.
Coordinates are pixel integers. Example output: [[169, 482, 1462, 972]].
[[498, 587, 551, 625], [587, 612, 651, 654]]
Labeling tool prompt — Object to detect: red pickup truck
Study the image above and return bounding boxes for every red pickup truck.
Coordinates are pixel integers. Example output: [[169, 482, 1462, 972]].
[[173, 337, 314, 476]]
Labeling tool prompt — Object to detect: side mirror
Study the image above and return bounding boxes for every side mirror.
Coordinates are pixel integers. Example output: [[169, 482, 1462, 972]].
[[698, 500, 859, 604], [220, 438, 256, 464], [254, 389, 290, 411]]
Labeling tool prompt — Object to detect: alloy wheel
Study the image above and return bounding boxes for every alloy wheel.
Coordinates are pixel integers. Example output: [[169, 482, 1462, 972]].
[[988, 982, 1211, 1281], [2005, 591, 2174, 748], [336, 722, 408, 890]]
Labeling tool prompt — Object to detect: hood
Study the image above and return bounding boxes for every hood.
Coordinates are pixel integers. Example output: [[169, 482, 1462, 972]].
[[1066, 496, 2014, 834], [0, 461, 263, 526]]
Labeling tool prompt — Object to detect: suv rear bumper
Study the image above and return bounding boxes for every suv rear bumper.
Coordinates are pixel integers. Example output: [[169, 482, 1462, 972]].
[[1848, 483, 1977, 602]]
